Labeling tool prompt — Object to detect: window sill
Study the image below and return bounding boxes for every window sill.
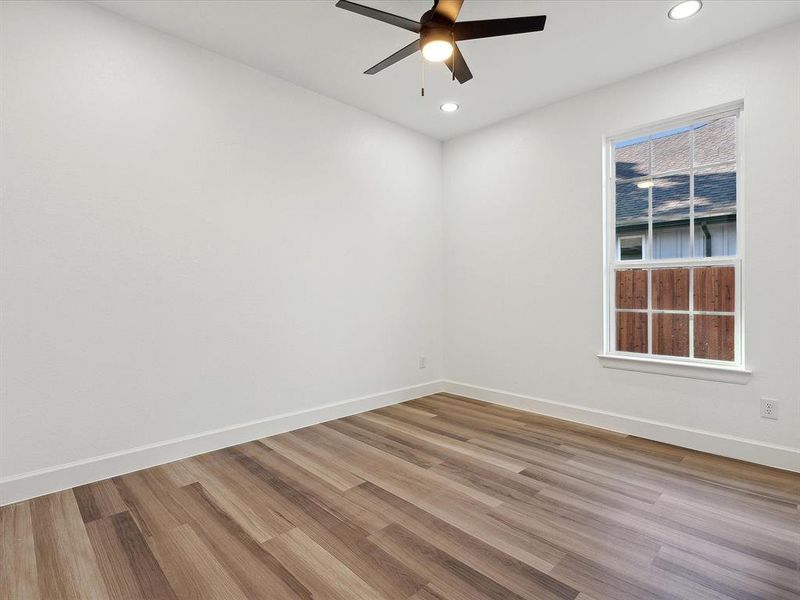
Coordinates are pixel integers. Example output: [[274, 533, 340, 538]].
[[597, 354, 751, 384]]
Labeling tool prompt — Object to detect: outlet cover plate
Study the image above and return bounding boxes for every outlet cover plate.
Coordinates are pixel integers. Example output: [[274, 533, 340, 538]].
[[760, 398, 778, 420]]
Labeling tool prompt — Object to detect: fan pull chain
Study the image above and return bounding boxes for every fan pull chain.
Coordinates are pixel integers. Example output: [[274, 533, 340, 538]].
[[451, 31, 456, 81], [421, 54, 425, 97]]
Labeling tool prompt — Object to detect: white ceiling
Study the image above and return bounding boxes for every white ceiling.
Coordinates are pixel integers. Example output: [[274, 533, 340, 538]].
[[93, 1, 800, 140]]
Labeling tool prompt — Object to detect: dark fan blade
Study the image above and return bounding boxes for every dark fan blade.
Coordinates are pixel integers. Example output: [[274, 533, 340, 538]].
[[365, 40, 420, 74], [335, 0, 422, 33], [445, 43, 473, 84], [453, 15, 546, 41], [432, 0, 464, 23]]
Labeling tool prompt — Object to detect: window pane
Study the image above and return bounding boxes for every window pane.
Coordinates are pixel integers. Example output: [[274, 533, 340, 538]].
[[619, 236, 644, 261], [694, 266, 735, 312], [652, 268, 689, 310], [616, 311, 648, 353], [615, 139, 649, 179], [652, 128, 691, 174], [652, 174, 690, 259], [653, 228, 691, 260], [652, 174, 690, 220], [616, 269, 647, 309], [694, 117, 735, 166], [616, 180, 648, 230], [694, 315, 734, 361], [695, 164, 736, 218], [653, 313, 689, 357], [694, 162, 737, 257], [694, 220, 737, 258]]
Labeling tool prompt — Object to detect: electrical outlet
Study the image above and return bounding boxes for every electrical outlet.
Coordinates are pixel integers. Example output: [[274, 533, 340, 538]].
[[418, 355, 427, 369], [760, 398, 778, 420]]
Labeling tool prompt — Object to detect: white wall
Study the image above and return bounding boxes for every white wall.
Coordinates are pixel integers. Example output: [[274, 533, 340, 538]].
[[443, 23, 800, 466], [0, 1, 443, 488], [2, 2, 798, 504]]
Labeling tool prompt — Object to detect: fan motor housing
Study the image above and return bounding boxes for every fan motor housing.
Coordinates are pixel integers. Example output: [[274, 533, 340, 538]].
[[420, 24, 453, 46], [420, 6, 454, 46]]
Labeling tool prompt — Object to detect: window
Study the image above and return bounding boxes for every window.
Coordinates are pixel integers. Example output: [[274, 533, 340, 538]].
[[618, 235, 646, 261], [604, 105, 743, 367]]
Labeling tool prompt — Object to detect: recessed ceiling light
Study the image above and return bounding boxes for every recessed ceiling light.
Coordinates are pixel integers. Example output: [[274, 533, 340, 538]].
[[440, 102, 459, 113], [668, 0, 702, 20], [636, 180, 655, 189]]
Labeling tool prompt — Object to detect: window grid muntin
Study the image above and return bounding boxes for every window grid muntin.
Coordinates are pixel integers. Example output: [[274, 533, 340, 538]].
[[689, 128, 696, 261], [615, 158, 735, 184], [647, 269, 653, 354]]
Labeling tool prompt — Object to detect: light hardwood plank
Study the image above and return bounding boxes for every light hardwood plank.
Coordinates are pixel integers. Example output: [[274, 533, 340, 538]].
[[1, 502, 41, 600], [29, 490, 109, 599], [263, 528, 388, 600], [147, 524, 249, 600]]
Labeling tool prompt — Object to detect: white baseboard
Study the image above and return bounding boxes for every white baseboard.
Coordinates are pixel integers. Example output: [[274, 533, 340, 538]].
[[4, 378, 795, 506], [0, 381, 444, 506], [442, 380, 800, 473]]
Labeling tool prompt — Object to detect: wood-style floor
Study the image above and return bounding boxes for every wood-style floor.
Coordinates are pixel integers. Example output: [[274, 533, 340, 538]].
[[2, 393, 799, 600]]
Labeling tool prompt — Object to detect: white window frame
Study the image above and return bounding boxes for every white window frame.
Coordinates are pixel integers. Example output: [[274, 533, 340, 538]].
[[600, 102, 750, 383]]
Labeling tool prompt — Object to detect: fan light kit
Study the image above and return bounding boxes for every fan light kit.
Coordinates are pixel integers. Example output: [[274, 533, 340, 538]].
[[422, 40, 454, 62], [335, 0, 547, 90], [668, 1, 702, 20], [440, 102, 459, 113]]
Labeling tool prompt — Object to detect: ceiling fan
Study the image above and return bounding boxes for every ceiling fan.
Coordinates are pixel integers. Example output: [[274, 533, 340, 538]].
[[335, 0, 547, 85]]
